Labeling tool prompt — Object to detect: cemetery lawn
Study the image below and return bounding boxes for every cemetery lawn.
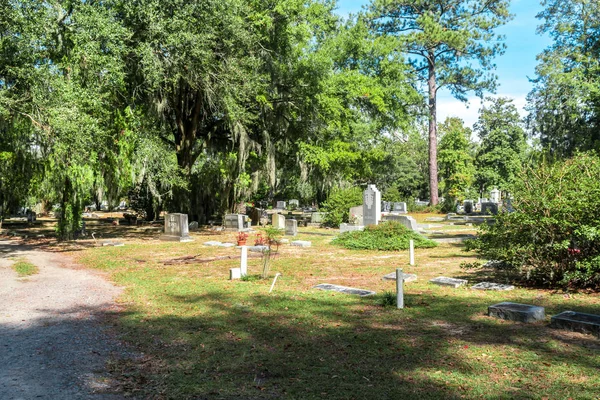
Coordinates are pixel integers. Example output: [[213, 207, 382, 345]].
[[12, 258, 39, 277], [72, 223, 600, 399]]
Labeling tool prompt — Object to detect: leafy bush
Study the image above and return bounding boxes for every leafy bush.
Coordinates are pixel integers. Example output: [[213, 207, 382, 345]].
[[466, 153, 600, 289], [332, 221, 437, 251], [321, 186, 363, 227]]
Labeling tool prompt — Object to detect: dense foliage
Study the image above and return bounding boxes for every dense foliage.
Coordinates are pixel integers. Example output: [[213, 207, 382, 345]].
[[332, 221, 437, 251], [320, 186, 363, 227], [466, 153, 600, 289]]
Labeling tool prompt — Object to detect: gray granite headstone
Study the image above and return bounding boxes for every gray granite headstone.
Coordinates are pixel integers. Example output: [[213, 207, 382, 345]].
[[488, 302, 545, 323], [276, 201, 287, 209], [471, 282, 515, 291], [481, 202, 499, 215], [314, 283, 376, 297], [160, 213, 193, 242], [463, 200, 474, 214], [429, 276, 468, 288], [188, 221, 199, 231], [550, 311, 600, 337], [392, 202, 407, 213], [285, 219, 298, 237], [363, 184, 381, 226], [384, 215, 418, 231], [383, 272, 417, 282], [224, 214, 245, 231], [382, 201, 392, 213]]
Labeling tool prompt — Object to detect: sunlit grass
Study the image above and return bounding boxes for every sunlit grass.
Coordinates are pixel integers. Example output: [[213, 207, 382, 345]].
[[12, 258, 39, 277]]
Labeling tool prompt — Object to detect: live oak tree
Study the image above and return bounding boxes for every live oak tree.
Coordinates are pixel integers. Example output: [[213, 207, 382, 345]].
[[368, 0, 512, 205]]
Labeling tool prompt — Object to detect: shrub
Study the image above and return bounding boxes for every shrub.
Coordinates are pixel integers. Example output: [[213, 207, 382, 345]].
[[466, 153, 600, 289], [332, 221, 438, 251], [321, 186, 363, 227]]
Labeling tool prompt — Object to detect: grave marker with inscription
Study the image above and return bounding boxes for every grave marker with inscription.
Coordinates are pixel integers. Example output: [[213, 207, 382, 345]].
[[160, 213, 193, 242], [363, 184, 381, 226]]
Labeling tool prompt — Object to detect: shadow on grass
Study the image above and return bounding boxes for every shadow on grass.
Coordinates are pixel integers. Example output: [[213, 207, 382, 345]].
[[112, 289, 600, 399]]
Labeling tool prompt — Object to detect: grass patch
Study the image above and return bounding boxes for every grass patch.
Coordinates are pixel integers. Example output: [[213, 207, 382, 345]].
[[71, 224, 600, 399], [12, 259, 39, 277], [332, 221, 438, 251]]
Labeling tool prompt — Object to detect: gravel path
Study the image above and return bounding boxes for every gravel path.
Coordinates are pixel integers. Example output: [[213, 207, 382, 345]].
[[0, 240, 128, 399]]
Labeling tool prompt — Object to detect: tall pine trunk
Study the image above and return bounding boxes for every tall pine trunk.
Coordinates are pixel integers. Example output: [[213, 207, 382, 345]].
[[428, 57, 439, 206]]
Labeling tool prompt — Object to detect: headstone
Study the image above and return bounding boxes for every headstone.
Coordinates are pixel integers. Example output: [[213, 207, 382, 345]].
[[285, 219, 298, 236], [276, 201, 287, 209], [550, 311, 600, 337], [381, 201, 392, 213], [429, 276, 468, 288], [160, 213, 193, 242], [272, 214, 286, 229], [230, 268, 241, 280], [349, 205, 363, 225], [363, 184, 382, 226], [188, 221, 199, 231], [240, 247, 248, 276], [314, 283, 375, 297], [224, 214, 245, 231], [340, 224, 365, 234], [392, 202, 407, 213], [415, 200, 429, 207], [481, 202, 499, 215], [384, 215, 418, 231], [311, 212, 326, 224], [463, 200, 474, 214], [291, 240, 311, 248], [488, 302, 545, 323], [471, 282, 514, 291], [490, 188, 501, 204], [383, 272, 417, 282], [289, 199, 300, 209]]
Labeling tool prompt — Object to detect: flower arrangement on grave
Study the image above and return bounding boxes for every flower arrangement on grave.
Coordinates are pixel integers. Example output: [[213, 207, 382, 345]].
[[236, 231, 249, 246]]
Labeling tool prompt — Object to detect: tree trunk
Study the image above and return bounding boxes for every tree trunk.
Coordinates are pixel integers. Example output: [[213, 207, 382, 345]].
[[428, 57, 439, 206]]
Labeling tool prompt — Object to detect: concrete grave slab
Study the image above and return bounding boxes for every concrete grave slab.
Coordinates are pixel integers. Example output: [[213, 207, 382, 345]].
[[430, 276, 468, 288], [291, 240, 311, 248], [471, 282, 515, 291], [248, 245, 269, 253], [217, 242, 236, 248], [382, 272, 417, 282], [314, 283, 376, 297], [550, 311, 600, 337], [488, 302, 545, 323], [204, 241, 222, 246]]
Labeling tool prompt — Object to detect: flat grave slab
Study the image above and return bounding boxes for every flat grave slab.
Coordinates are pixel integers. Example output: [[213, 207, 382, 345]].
[[382, 272, 417, 283], [550, 311, 600, 337], [430, 276, 468, 288], [291, 240, 311, 248], [314, 283, 375, 297], [204, 241, 222, 246], [248, 245, 269, 253], [488, 302, 545, 323], [218, 243, 236, 248], [471, 282, 515, 291], [102, 241, 125, 247]]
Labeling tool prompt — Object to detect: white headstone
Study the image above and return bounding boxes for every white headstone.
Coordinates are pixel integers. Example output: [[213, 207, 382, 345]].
[[160, 213, 193, 242], [272, 214, 285, 229], [490, 188, 501, 204], [240, 246, 248, 277], [285, 219, 298, 236], [224, 214, 245, 231], [276, 201, 287, 209], [363, 184, 381, 226]]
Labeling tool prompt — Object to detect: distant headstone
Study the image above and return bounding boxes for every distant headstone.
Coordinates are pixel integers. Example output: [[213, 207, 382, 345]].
[[291, 240, 311, 248], [272, 214, 286, 229], [285, 219, 298, 236], [384, 215, 418, 231], [488, 302, 545, 323], [311, 212, 326, 223], [160, 213, 193, 242], [381, 201, 392, 213], [383, 272, 417, 282], [490, 188, 501, 204], [392, 202, 407, 213], [471, 282, 514, 291], [349, 205, 363, 225], [429, 276, 468, 288], [224, 214, 245, 231], [340, 224, 365, 234], [463, 200, 474, 214], [550, 311, 600, 337], [289, 199, 300, 209], [276, 201, 287, 209], [230, 268, 241, 280], [481, 202, 499, 215], [363, 184, 381, 226], [314, 283, 375, 297], [188, 221, 199, 231]]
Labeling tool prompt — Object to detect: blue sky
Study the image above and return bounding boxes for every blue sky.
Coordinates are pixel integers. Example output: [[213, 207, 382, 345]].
[[335, 0, 553, 127]]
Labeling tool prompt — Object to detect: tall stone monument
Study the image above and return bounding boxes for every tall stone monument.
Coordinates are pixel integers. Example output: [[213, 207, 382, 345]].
[[363, 184, 381, 226], [160, 213, 193, 242]]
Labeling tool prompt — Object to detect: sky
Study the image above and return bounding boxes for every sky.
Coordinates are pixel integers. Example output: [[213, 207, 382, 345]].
[[335, 0, 553, 128]]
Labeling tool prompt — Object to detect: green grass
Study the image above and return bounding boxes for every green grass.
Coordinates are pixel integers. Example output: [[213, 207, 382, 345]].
[[12, 259, 39, 277], [73, 225, 600, 399]]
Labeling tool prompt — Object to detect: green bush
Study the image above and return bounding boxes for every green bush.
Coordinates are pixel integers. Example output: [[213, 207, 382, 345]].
[[466, 153, 600, 289], [332, 221, 438, 251], [321, 186, 363, 227]]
